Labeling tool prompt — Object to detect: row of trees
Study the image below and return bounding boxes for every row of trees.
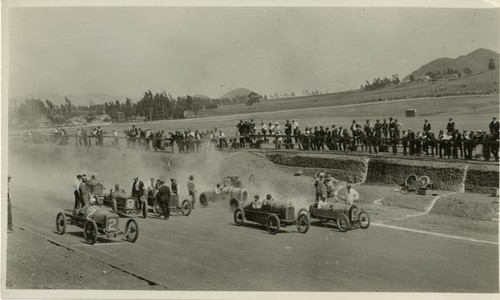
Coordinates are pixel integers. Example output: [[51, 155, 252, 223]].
[[361, 74, 400, 91]]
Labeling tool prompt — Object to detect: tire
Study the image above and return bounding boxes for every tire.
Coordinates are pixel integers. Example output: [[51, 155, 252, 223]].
[[181, 200, 192, 216], [153, 199, 162, 217], [418, 175, 431, 189], [56, 212, 67, 235], [336, 213, 350, 233], [83, 220, 98, 245], [200, 194, 208, 208], [125, 219, 139, 243], [266, 214, 280, 235], [358, 211, 371, 229], [405, 174, 418, 188], [234, 209, 245, 226], [296, 211, 310, 234], [229, 199, 239, 211]]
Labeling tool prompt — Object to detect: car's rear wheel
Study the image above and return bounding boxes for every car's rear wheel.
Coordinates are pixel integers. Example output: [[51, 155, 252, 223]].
[[405, 174, 418, 188], [358, 211, 370, 229], [336, 213, 350, 232], [181, 199, 192, 216], [296, 210, 310, 234], [56, 212, 66, 235], [266, 214, 280, 235], [418, 175, 431, 189], [200, 194, 208, 208], [125, 219, 139, 243], [153, 199, 162, 217], [234, 209, 245, 226], [83, 220, 98, 245]]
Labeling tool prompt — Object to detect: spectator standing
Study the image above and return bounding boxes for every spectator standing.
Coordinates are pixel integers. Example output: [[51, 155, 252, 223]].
[[188, 175, 196, 209], [8, 175, 13, 232], [446, 118, 455, 134], [423, 119, 431, 134]]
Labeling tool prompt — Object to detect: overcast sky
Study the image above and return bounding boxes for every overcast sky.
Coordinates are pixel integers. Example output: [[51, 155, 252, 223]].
[[7, 6, 500, 99]]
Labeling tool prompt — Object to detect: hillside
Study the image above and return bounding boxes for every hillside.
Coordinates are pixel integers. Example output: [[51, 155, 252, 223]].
[[220, 87, 257, 99], [407, 48, 499, 79]]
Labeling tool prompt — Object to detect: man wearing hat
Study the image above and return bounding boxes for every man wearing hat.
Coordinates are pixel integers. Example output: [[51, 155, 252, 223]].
[[342, 184, 359, 206], [131, 177, 145, 212], [155, 179, 171, 220], [188, 175, 196, 209], [170, 179, 179, 194], [78, 174, 91, 208]]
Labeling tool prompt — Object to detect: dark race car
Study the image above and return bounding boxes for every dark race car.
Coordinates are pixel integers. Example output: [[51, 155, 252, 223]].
[[93, 183, 144, 218], [146, 190, 192, 218], [309, 203, 370, 232], [233, 201, 310, 235], [55, 204, 139, 245]]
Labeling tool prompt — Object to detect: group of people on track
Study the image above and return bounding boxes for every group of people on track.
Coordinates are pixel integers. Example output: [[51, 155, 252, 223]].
[[72, 172, 197, 220]]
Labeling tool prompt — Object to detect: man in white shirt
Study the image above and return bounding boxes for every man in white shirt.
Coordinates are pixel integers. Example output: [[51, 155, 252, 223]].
[[251, 195, 262, 209], [342, 185, 359, 205]]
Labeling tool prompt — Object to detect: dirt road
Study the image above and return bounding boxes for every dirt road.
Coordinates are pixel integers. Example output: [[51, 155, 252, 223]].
[[6, 186, 498, 292]]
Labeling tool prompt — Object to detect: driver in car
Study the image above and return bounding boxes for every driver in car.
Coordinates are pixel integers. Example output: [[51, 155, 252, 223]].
[[251, 195, 262, 209]]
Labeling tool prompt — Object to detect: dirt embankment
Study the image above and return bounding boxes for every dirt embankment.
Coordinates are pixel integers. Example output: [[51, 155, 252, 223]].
[[365, 158, 467, 192], [266, 152, 498, 194], [265, 152, 368, 183]]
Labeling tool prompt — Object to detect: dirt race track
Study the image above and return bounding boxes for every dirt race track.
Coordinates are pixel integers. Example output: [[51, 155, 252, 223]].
[[4, 145, 499, 293]]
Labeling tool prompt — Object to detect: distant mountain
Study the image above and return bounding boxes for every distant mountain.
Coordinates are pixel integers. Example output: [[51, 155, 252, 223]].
[[220, 87, 257, 99], [406, 48, 500, 79], [9, 92, 132, 106]]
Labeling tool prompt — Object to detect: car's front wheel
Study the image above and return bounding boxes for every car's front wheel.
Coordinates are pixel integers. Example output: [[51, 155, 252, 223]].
[[358, 211, 370, 229], [336, 213, 350, 232], [125, 219, 139, 243], [181, 199, 192, 216], [266, 214, 280, 235], [83, 220, 98, 245], [296, 210, 310, 234], [56, 212, 66, 235]]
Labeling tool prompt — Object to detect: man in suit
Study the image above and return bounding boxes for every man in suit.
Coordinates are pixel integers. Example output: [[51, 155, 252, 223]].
[[188, 175, 196, 209], [489, 116, 499, 138], [423, 119, 431, 134], [132, 177, 145, 211], [446, 118, 455, 134], [156, 180, 171, 220]]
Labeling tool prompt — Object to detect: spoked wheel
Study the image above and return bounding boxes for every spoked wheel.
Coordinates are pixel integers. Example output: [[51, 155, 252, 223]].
[[56, 212, 67, 235], [296, 209, 310, 234], [266, 214, 280, 235], [358, 211, 371, 229], [153, 199, 163, 217], [181, 199, 192, 216], [200, 194, 208, 208], [336, 213, 350, 233], [405, 174, 418, 189], [234, 209, 245, 226], [418, 175, 431, 189], [125, 219, 139, 243], [83, 220, 98, 245]]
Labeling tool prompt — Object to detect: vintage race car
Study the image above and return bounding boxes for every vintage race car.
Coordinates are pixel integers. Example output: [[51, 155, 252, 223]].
[[55, 206, 139, 245], [309, 203, 370, 232], [233, 201, 310, 234], [146, 191, 192, 217], [95, 184, 144, 218], [199, 177, 248, 209]]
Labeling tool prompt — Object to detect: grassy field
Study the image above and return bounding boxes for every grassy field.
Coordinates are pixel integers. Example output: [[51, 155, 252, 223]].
[[197, 70, 498, 118], [33, 93, 497, 138]]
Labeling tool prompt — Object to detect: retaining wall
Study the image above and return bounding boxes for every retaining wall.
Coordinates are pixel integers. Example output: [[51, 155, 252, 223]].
[[266, 152, 498, 194]]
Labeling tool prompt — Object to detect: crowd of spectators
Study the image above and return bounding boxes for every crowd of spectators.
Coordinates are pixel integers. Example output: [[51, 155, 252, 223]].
[[21, 116, 500, 162]]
